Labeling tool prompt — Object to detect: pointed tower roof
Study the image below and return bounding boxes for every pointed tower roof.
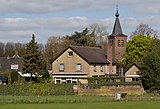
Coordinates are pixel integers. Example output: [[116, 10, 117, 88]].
[[110, 6, 127, 37]]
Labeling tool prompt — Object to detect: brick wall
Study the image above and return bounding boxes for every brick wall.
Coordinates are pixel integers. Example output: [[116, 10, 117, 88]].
[[77, 86, 144, 95]]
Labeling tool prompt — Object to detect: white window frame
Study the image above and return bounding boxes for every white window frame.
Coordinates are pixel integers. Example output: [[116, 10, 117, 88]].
[[100, 65, 103, 72], [11, 65, 18, 70], [67, 51, 73, 57], [76, 64, 82, 71], [59, 64, 65, 72]]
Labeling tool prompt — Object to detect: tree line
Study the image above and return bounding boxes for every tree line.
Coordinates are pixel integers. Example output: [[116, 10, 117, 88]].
[[0, 42, 25, 57]]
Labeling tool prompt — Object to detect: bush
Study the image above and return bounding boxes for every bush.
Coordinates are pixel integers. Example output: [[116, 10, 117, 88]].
[[87, 77, 141, 89], [0, 83, 75, 96], [11, 70, 18, 84]]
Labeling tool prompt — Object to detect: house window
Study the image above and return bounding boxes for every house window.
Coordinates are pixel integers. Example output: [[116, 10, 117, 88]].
[[110, 40, 114, 45], [67, 51, 73, 57], [118, 40, 121, 47], [59, 64, 65, 72], [121, 40, 124, 46], [94, 65, 97, 72], [76, 64, 82, 71], [100, 65, 103, 72], [11, 65, 18, 70], [132, 78, 139, 81]]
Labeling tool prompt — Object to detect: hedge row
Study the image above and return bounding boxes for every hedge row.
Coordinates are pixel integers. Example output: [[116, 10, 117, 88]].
[[87, 77, 142, 88], [0, 83, 74, 96]]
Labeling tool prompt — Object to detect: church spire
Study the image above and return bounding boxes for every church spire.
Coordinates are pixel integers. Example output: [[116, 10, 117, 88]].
[[115, 5, 119, 17], [112, 5, 123, 35]]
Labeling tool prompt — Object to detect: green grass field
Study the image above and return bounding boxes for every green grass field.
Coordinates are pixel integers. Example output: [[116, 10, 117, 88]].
[[0, 101, 160, 109], [0, 95, 160, 109]]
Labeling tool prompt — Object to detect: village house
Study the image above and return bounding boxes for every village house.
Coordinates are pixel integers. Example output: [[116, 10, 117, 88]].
[[0, 51, 23, 84], [52, 46, 110, 84], [125, 63, 141, 82], [0, 50, 41, 83]]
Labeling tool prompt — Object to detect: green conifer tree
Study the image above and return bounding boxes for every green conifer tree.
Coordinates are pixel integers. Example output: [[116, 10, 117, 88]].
[[22, 34, 46, 82]]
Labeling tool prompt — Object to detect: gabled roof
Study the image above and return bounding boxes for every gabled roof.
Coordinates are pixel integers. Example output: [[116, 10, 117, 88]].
[[124, 62, 141, 74], [52, 45, 110, 64], [110, 6, 127, 37], [0, 57, 23, 72]]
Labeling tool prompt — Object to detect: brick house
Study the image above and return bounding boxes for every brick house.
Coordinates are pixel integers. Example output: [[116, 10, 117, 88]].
[[52, 46, 110, 84]]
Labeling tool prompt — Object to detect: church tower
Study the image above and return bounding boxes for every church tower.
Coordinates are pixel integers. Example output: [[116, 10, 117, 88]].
[[107, 6, 127, 75]]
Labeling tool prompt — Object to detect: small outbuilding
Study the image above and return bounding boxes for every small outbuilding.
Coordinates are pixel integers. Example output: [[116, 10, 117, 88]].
[[125, 63, 142, 82]]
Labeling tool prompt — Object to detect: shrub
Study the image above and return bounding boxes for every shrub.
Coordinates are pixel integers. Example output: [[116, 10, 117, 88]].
[[87, 77, 141, 88], [11, 70, 18, 84], [0, 83, 75, 96]]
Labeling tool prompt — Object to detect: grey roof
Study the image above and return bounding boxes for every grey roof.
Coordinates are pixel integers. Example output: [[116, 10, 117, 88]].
[[70, 46, 110, 64], [0, 57, 23, 72], [110, 7, 127, 37], [52, 46, 110, 64], [112, 17, 122, 35]]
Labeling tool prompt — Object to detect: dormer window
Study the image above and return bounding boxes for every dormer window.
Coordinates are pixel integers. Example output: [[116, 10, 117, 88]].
[[11, 65, 18, 70], [67, 51, 73, 57]]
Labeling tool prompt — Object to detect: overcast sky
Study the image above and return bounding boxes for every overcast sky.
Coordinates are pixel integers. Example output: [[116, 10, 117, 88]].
[[0, 0, 159, 44]]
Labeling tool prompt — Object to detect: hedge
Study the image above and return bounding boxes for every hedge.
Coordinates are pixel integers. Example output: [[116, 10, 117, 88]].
[[0, 83, 74, 96], [87, 77, 142, 89]]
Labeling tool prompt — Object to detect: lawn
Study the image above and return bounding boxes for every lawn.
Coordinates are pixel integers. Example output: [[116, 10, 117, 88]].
[[0, 101, 160, 109], [0, 95, 160, 109]]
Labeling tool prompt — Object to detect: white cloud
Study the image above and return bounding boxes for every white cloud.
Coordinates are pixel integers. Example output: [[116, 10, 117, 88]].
[[0, 14, 160, 43], [0, 0, 91, 14], [0, 16, 89, 43], [135, 4, 160, 14], [0, 0, 159, 15], [69, 16, 88, 21]]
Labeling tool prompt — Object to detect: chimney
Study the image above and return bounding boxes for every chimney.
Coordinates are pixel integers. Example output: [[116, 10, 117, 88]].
[[13, 50, 20, 58], [106, 40, 113, 76]]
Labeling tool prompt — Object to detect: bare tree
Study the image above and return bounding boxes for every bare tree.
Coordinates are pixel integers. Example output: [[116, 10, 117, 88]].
[[0, 42, 5, 56], [43, 36, 74, 63], [131, 23, 158, 37], [89, 23, 109, 44], [5, 42, 15, 57]]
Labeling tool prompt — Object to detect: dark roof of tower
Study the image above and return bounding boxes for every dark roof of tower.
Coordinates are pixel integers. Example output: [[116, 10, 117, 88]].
[[110, 6, 127, 37]]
